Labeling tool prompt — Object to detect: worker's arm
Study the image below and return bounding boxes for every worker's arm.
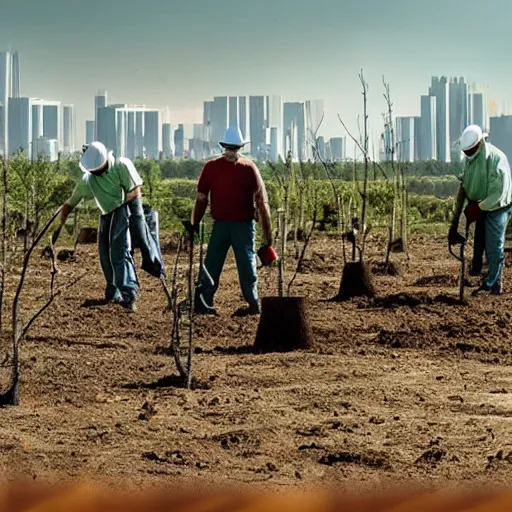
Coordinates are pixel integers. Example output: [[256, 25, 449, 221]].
[[450, 184, 466, 228], [479, 155, 512, 211], [127, 186, 142, 202], [191, 163, 211, 227], [191, 192, 208, 226], [254, 168, 273, 246]]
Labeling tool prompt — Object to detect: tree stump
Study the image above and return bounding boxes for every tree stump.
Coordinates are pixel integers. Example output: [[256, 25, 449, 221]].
[[77, 227, 98, 244], [332, 261, 376, 301], [254, 297, 313, 354]]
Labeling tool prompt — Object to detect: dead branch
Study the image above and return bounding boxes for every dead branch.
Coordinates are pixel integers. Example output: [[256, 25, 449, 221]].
[[170, 234, 186, 380], [287, 201, 318, 295], [21, 271, 87, 340], [2, 206, 63, 406]]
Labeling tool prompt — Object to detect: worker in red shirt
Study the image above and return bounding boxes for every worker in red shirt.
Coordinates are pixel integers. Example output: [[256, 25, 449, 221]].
[[191, 125, 273, 317]]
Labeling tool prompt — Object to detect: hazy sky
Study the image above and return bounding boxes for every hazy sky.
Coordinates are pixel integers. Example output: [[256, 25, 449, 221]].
[[2, 0, 512, 150]]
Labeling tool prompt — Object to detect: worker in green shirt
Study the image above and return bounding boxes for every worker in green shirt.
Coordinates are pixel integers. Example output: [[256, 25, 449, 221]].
[[52, 141, 147, 310], [449, 124, 512, 296]]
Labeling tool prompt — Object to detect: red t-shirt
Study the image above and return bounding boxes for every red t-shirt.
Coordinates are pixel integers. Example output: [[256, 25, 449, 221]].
[[197, 156, 263, 222]]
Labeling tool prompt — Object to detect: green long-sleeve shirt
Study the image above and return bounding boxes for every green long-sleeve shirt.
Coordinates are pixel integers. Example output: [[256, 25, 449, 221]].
[[67, 156, 143, 215], [459, 142, 512, 211]]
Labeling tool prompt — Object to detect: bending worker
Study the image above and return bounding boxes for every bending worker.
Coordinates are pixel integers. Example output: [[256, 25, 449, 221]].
[[190, 125, 273, 317], [448, 124, 512, 296], [52, 141, 163, 310]]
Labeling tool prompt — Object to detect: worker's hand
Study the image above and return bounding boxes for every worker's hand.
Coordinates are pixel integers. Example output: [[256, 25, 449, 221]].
[[182, 221, 200, 238], [448, 224, 465, 246], [464, 202, 481, 224], [50, 224, 63, 247]]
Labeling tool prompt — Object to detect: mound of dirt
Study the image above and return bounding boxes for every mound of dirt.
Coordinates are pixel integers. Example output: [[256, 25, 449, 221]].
[[413, 274, 458, 287], [371, 261, 400, 276]]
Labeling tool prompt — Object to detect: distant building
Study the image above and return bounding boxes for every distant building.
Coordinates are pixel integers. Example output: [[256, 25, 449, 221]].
[[429, 77, 450, 162], [420, 95, 437, 160], [85, 120, 94, 144], [267, 95, 283, 160], [143, 110, 161, 159], [8, 97, 32, 157], [63, 105, 75, 152], [162, 123, 174, 158], [305, 99, 324, 160], [329, 137, 345, 162], [396, 116, 419, 162], [174, 124, 184, 158], [34, 137, 58, 161], [283, 102, 306, 161], [315, 136, 326, 161], [249, 96, 266, 158], [0, 52, 11, 155], [469, 90, 489, 133], [239, 96, 247, 140], [490, 115, 512, 165], [228, 97, 239, 127], [95, 90, 108, 140], [211, 96, 228, 150], [449, 77, 468, 161]]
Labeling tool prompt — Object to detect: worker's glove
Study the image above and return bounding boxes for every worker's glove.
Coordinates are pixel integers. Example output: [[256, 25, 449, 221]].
[[448, 224, 465, 246], [464, 202, 482, 224], [50, 223, 63, 246], [182, 221, 200, 238]]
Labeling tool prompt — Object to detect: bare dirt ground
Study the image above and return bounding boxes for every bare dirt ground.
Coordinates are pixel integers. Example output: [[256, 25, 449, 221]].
[[1, 232, 512, 494]]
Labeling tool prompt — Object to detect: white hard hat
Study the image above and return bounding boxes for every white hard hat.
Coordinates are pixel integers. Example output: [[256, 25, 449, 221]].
[[460, 124, 488, 152], [219, 125, 248, 148], [79, 141, 112, 173]]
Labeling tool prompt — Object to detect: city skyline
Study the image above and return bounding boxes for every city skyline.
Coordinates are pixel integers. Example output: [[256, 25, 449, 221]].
[[2, 0, 512, 152]]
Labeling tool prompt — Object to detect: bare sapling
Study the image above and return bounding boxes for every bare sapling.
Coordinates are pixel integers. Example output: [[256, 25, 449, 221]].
[[382, 76, 405, 270], [333, 69, 376, 301], [0, 206, 87, 406]]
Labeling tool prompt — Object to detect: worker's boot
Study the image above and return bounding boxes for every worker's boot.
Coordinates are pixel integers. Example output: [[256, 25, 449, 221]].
[[193, 292, 217, 316], [232, 302, 260, 318]]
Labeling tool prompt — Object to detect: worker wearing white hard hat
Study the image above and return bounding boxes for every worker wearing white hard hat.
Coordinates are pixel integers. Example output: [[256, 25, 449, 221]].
[[191, 125, 274, 317], [51, 141, 156, 311], [449, 124, 512, 295]]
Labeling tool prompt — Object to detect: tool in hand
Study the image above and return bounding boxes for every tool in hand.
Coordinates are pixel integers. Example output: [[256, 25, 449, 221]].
[[448, 219, 470, 303]]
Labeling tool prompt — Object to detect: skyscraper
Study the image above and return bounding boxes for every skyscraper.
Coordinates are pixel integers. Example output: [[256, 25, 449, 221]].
[[316, 136, 326, 162], [0, 52, 11, 155], [211, 96, 228, 150], [63, 105, 75, 152], [95, 90, 108, 140], [162, 123, 173, 158], [267, 95, 283, 160], [469, 89, 489, 133], [490, 115, 512, 163], [239, 97, 247, 140], [449, 77, 468, 161], [31, 101, 44, 143], [429, 77, 450, 162], [203, 101, 213, 144], [41, 102, 62, 149], [283, 102, 306, 160], [8, 97, 32, 158], [396, 116, 418, 162], [329, 137, 345, 162], [249, 96, 266, 158], [228, 97, 239, 127], [420, 95, 437, 160], [174, 124, 184, 158], [11, 50, 20, 99], [85, 121, 94, 144], [143, 110, 161, 159], [305, 99, 324, 160]]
